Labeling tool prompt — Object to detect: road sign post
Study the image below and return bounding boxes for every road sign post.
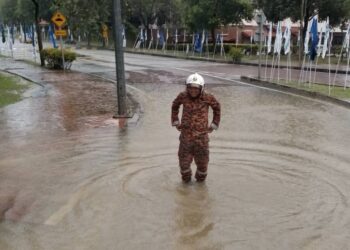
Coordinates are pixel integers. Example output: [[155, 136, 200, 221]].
[[51, 11, 67, 71]]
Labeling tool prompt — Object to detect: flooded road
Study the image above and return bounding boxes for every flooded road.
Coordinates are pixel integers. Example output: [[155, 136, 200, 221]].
[[1, 52, 350, 249]]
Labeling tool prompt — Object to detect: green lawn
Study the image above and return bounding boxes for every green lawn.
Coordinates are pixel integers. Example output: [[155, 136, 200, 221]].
[[0, 73, 29, 108], [276, 79, 350, 100]]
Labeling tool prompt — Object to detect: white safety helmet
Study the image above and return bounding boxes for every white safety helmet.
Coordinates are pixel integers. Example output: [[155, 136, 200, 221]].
[[186, 73, 205, 88]]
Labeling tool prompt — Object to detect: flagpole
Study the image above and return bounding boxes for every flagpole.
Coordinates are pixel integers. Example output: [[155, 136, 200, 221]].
[[298, 54, 306, 85], [264, 49, 269, 80], [270, 53, 276, 81]]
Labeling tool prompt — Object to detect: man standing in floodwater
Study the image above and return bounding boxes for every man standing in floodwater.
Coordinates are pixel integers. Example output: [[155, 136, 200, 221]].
[[171, 73, 221, 183]]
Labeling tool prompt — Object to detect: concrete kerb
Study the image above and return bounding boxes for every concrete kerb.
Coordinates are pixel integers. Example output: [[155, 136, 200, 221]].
[[240, 76, 350, 109]]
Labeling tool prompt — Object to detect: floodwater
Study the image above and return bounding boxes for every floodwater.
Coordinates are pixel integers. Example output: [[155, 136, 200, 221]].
[[1, 53, 350, 249]]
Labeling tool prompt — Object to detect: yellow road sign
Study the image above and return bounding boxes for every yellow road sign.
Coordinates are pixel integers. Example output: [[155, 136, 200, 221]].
[[55, 29, 67, 37], [51, 11, 66, 28]]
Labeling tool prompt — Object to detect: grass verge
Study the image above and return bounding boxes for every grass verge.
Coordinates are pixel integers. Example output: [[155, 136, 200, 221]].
[[0, 73, 30, 108], [276, 80, 350, 100]]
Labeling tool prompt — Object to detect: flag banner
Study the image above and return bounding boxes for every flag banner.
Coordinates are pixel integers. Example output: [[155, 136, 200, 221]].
[[7, 26, 13, 51], [317, 21, 325, 56], [267, 22, 272, 53], [20, 24, 24, 43], [175, 29, 178, 44], [183, 30, 186, 43], [140, 28, 144, 42], [310, 16, 319, 61], [216, 33, 220, 44], [274, 21, 282, 55], [322, 17, 330, 59], [200, 30, 205, 52], [194, 33, 201, 52], [304, 18, 313, 54], [343, 23, 350, 53], [48, 25, 57, 48], [144, 29, 147, 42], [283, 20, 292, 55], [122, 27, 126, 47], [159, 30, 164, 47]]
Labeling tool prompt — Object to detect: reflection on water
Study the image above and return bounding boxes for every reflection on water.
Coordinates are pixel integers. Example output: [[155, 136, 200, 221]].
[[175, 184, 215, 250], [1, 68, 350, 249]]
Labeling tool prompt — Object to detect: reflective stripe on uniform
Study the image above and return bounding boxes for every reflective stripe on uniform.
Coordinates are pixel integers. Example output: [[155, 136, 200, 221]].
[[181, 168, 191, 174], [196, 170, 207, 175]]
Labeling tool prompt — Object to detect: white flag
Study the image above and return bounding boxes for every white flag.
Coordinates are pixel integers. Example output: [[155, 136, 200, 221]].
[[175, 29, 178, 44], [283, 20, 292, 55], [304, 18, 313, 54], [267, 22, 272, 53], [220, 32, 224, 46], [274, 21, 282, 55], [322, 17, 330, 59], [20, 24, 24, 43], [201, 29, 205, 45], [7, 27, 12, 49], [317, 21, 325, 56], [343, 22, 350, 53]]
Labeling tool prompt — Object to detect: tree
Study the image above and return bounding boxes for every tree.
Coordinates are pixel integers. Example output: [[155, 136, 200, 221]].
[[257, 0, 350, 65], [31, 0, 45, 66], [54, 0, 112, 47], [184, 0, 253, 45], [0, 0, 18, 23], [125, 0, 184, 27]]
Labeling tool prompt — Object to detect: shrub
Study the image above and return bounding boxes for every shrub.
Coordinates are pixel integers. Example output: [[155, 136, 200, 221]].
[[228, 47, 243, 63], [41, 48, 77, 70]]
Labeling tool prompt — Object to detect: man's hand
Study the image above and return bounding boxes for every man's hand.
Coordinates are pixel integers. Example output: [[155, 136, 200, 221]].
[[208, 123, 218, 133]]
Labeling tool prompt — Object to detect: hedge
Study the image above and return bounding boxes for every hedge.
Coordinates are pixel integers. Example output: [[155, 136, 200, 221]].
[[41, 48, 77, 70]]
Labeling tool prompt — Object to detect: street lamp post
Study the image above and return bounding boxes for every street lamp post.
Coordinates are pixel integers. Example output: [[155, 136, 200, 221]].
[[112, 0, 127, 117]]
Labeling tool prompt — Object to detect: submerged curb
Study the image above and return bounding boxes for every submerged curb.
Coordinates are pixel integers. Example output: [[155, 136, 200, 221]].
[[240, 76, 350, 109]]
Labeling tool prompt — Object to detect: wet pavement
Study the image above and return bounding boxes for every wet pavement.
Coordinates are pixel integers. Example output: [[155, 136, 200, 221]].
[[1, 51, 350, 249]]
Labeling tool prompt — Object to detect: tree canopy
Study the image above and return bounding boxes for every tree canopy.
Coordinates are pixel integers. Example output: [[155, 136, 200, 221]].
[[184, 0, 253, 31], [257, 0, 350, 25]]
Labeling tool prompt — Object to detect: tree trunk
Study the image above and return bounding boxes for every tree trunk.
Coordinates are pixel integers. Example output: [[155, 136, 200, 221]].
[[31, 0, 45, 66]]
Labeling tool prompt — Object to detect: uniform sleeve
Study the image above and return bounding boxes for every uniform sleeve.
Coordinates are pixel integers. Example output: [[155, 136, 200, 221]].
[[171, 92, 184, 126], [208, 94, 221, 129]]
